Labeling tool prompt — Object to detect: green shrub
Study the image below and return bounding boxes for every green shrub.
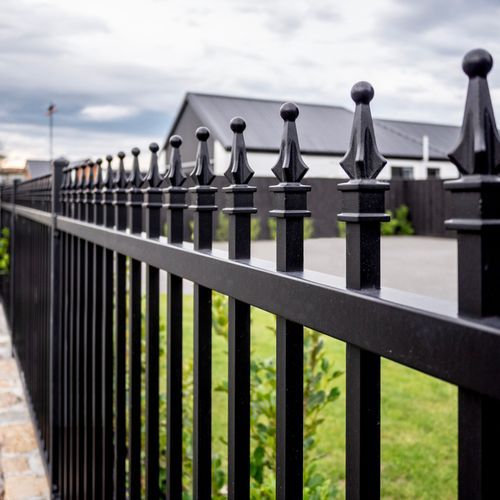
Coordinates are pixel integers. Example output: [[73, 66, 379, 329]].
[[188, 220, 194, 242], [337, 205, 414, 237], [0, 227, 10, 274], [267, 217, 276, 240], [144, 292, 342, 497], [215, 213, 229, 241], [267, 217, 314, 240], [250, 217, 261, 241], [381, 205, 414, 236], [189, 293, 341, 498], [303, 218, 314, 239], [336, 221, 346, 238]]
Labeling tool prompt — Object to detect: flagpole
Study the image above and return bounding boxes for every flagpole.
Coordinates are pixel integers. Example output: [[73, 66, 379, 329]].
[[47, 103, 56, 163], [49, 111, 53, 163]]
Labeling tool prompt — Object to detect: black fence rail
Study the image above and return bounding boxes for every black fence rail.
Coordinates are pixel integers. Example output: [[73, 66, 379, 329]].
[[1, 48, 500, 500]]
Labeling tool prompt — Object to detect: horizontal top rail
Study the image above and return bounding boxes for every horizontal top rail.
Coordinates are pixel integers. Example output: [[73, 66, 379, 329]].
[[18, 173, 52, 184], [5, 200, 500, 399]]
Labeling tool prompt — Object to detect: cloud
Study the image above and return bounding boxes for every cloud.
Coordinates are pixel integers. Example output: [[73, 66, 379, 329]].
[[1, 0, 500, 165], [0, 0, 107, 57], [81, 105, 139, 121], [0, 121, 162, 170]]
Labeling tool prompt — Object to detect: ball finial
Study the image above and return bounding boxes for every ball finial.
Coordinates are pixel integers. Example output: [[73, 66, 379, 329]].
[[149, 143, 159, 153], [196, 127, 210, 141], [463, 48, 493, 78], [351, 81, 374, 105], [117, 151, 125, 160], [131, 147, 140, 157], [96, 158, 102, 165], [170, 135, 182, 148], [280, 102, 299, 122], [106, 155, 113, 162], [230, 117, 246, 133]]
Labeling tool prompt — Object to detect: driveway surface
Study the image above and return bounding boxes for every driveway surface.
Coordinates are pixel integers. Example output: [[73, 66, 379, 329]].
[[165, 236, 457, 302]]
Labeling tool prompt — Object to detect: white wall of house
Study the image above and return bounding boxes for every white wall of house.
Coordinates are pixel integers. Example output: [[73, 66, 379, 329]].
[[213, 140, 458, 180]]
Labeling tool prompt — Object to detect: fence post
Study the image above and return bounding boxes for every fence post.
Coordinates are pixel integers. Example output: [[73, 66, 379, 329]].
[[337, 82, 389, 499], [270, 103, 310, 500], [102, 156, 115, 500], [142, 143, 163, 498], [164, 136, 187, 499], [91, 158, 104, 498], [189, 127, 218, 499], [445, 48, 500, 499], [126, 148, 144, 499], [113, 153, 128, 499], [49, 158, 67, 497], [223, 118, 256, 499], [9, 179, 18, 340]]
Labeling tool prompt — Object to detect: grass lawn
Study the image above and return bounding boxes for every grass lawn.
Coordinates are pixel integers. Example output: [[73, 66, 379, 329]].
[[159, 293, 457, 498]]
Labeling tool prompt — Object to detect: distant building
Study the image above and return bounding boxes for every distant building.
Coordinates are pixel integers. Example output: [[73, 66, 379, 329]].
[[25, 159, 51, 179], [0, 166, 27, 184], [164, 93, 460, 180]]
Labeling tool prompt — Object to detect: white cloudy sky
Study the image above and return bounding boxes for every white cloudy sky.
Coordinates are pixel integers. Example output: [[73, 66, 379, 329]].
[[2, 0, 500, 165]]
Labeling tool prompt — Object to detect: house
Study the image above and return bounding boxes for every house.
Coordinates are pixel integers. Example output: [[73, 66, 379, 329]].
[[25, 159, 51, 179], [0, 166, 27, 184], [164, 93, 460, 180]]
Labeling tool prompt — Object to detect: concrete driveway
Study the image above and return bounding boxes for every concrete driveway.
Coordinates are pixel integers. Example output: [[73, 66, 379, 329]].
[[225, 236, 458, 302], [162, 236, 457, 302]]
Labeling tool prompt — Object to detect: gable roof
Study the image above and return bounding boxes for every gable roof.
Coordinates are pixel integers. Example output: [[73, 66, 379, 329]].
[[25, 159, 51, 178], [166, 92, 460, 161]]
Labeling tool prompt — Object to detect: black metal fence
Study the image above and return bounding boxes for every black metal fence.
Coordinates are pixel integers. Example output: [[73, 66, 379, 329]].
[[2, 48, 500, 500]]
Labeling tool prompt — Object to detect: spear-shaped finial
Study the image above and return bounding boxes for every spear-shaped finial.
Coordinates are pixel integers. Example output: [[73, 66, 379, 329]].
[[225, 117, 254, 184], [271, 103, 308, 183], [191, 127, 215, 186], [94, 158, 103, 188], [114, 151, 128, 188], [143, 143, 162, 187], [70, 164, 78, 188], [55, 158, 69, 196], [167, 135, 187, 187], [104, 155, 114, 188], [128, 147, 143, 187], [85, 160, 94, 188], [76, 161, 86, 188], [340, 81, 387, 180], [61, 164, 70, 189], [449, 48, 500, 175]]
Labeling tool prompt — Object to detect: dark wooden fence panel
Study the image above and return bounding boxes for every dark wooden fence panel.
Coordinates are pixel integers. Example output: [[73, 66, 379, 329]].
[[210, 177, 455, 240], [386, 179, 455, 237]]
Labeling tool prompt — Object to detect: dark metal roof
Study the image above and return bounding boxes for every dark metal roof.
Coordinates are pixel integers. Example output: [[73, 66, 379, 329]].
[[375, 119, 460, 158], [166, 92, 460, 161], [25, 159, 51, 178]]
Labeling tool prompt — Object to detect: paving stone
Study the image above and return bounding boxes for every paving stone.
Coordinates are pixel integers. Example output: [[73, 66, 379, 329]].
[[0, 395, 20, 410], [0, 361, 17, 381], [0, 381, 16, 390], [0, 424, 37, 453], [0, 307, 48, 499], [1, 456, 29, 476], [27, 454, 44, 477], [4, 475, 49, 499], [0, 410, 29, 428]]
